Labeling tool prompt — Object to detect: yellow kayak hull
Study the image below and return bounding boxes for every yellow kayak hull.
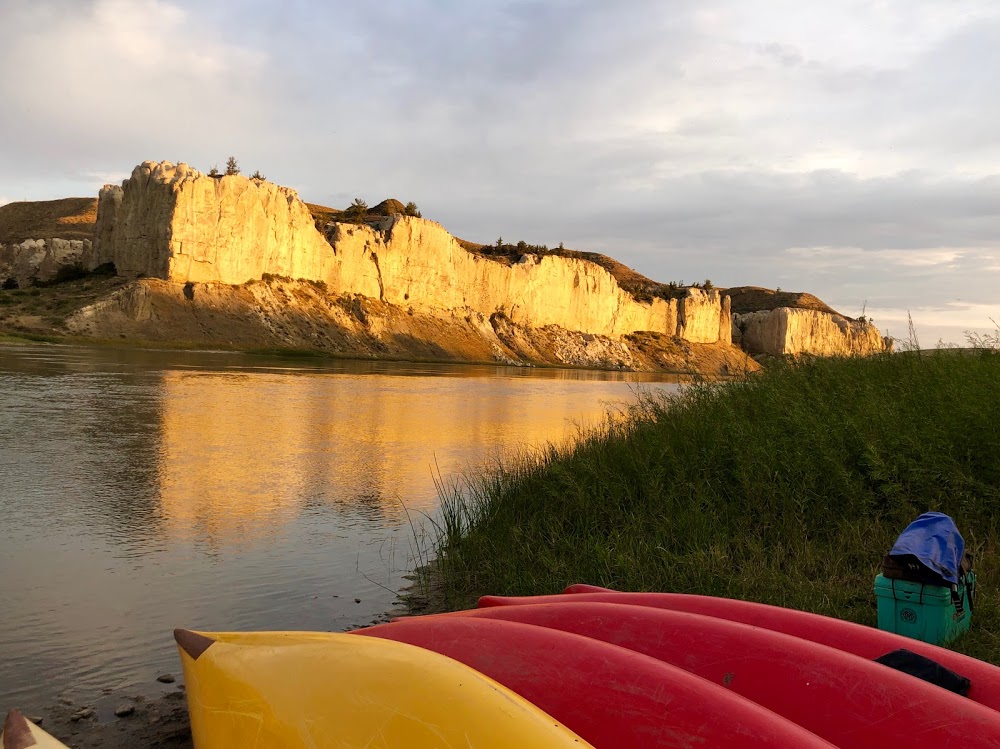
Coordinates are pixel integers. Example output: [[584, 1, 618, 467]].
[[3, 710, 71, 749], [174, 629, 591, 749]]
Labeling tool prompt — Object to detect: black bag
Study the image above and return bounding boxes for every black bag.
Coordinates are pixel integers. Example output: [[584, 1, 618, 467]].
[[875, 649, 971, 696]]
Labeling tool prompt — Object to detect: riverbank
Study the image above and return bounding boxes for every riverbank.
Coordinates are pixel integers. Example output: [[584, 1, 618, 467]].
[[425, 349, 1000, 664]]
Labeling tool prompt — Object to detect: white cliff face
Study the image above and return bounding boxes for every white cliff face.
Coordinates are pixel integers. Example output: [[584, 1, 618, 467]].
[[0, 238, 91, 288], [324, 218, 731, 340], [735, 308, 891, 357], [89, 161, 336, 283], [89, 161, 732, 343]]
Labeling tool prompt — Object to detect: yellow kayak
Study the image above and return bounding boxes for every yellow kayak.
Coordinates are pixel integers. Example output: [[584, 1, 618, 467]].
[[3, 710, 71, 749], [174, 629, 592, 749]]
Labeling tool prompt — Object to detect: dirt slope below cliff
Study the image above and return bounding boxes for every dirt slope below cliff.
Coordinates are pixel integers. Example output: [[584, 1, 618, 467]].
[[0, 198, 98, 244], [33, 278, 755, 376]]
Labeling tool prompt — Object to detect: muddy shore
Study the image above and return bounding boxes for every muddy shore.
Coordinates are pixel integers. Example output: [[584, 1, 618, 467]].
[[25, 610, 401, 748]]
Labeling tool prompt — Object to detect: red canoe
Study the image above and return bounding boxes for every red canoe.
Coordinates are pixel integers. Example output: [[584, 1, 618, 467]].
[[452, 601, 1000, 749], [479, 584, 1000, 713], [353, 616, 833, 749]]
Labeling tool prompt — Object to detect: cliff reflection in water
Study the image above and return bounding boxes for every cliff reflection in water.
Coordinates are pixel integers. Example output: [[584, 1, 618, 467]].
[[154, 367, 651, 546], [0, 344, 679, 711]]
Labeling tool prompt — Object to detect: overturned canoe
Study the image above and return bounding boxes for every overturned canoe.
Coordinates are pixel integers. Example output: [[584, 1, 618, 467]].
[[482, 584, 1000, 713], [452, 601, 1000, 749], [2, 710, 71, 749], [354, 615, 835, 749], [173, 628, 592, 749]]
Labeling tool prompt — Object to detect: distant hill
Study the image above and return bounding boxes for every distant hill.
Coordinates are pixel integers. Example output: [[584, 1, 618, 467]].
[[723, 286, 842, 317], [369, 198, 406, 216], [0, 197, 97, 244]]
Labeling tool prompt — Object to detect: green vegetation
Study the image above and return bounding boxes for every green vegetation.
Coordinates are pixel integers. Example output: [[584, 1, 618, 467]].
[[429, 351, 1000, 662]]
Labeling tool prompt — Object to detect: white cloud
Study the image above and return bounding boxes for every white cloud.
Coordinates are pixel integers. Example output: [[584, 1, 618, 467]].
[[785, 246, 968, 269], [0, 0, 269, 191], [865, 302, 1000, 348]]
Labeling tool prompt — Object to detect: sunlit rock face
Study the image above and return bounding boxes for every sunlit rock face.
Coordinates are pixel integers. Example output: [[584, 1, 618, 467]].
[[734, 308, 891, 357], [88, 161, 336, 283], [89, 160, 733, 343], [0, 238, 91, 288]]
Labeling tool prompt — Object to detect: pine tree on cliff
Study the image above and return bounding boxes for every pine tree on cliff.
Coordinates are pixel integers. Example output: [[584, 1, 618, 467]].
[[347, 198, 368, 223], [225, 157, 240, 176]]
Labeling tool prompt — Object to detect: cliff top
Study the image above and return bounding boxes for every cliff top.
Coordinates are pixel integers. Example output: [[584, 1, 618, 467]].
[[0, 197, 98, 244], [724, 286, 842, 317]]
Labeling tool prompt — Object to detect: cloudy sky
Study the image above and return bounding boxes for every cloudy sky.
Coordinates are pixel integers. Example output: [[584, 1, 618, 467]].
[[2, 0, 998, 344]]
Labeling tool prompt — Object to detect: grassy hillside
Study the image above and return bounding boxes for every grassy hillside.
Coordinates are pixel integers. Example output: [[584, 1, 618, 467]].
[[0, 198, 98, 244], [429, 350, 1000, 663], [725, 285, 842, 317]]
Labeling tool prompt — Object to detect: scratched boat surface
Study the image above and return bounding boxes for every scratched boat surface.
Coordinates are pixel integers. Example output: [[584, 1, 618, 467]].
[[354, 615, 835, 749], [455, 601, 1000, 749], [482, 585, 1000, 714]]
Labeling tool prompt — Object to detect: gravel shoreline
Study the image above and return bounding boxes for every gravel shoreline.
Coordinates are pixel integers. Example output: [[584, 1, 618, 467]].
[[25, 608, 404, 748]]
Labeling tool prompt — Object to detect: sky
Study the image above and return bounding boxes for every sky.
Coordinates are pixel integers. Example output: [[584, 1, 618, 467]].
[[1, 0, 998, 345]]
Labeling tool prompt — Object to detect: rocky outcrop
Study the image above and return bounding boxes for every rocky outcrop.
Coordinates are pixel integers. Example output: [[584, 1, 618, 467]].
[[87, 161, 334, 283], [734, 308, 891, 357], [88, 161, 732, 344], [0, 238, 91, 288]]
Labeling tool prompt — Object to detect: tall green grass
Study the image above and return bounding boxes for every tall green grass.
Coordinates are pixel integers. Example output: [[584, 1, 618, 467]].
[[430, 350, 1000, 662]]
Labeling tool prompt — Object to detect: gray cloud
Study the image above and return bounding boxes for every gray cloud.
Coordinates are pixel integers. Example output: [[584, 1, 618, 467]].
[[1, 0, 998, 342]]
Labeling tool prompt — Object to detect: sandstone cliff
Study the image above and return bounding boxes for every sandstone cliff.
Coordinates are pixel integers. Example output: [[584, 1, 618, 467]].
[[87, 161, 732, 345], [734, 307, 891, 357]]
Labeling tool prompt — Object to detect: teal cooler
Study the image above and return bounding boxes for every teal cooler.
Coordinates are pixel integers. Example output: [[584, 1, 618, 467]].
[[874, 573, 974, 645]]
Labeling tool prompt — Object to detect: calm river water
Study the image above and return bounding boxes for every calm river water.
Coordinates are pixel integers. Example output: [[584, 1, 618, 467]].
[[0, 343, 679, 712]]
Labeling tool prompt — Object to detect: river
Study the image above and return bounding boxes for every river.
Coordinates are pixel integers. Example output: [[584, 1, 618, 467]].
[[0, 343, 679, 713]]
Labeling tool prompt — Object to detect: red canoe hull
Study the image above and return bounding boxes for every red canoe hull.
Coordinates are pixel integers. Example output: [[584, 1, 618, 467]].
[[453, 601, 1000, 749], [354, 616, 833, 749], [480, 584, 1000, 713]]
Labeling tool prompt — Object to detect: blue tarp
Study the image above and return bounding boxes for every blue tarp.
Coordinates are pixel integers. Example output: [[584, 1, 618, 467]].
[[890, 512, 965, 585]]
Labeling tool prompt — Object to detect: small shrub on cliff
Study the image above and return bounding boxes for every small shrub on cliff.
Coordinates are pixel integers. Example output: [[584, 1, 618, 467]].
[[347, 198, 368, 222], [225, 157, 240, 176], [250, 170, 266, 181], [208, 165, 220, 177], [404, 201, 421, 217], [703, 279, 714, 290]]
